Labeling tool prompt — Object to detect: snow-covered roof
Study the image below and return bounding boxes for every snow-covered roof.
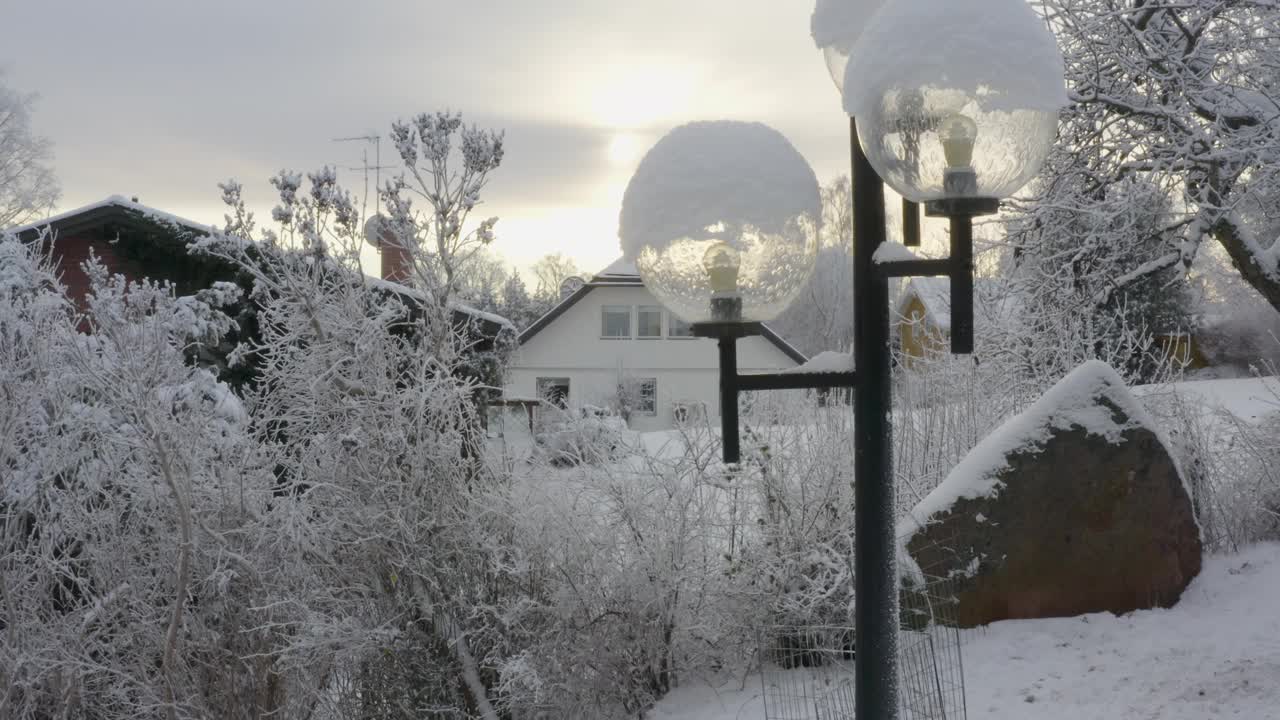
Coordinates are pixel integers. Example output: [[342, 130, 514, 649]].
[[8, 195, 213, 237], [594, 257, 640, 280], [364, 275, 514, 330], [12, 195, 512, 331], [895, 276, 1022, 332]]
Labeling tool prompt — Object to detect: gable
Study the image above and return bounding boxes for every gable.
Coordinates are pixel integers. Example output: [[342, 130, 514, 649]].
[[518, 282, 805, 367]]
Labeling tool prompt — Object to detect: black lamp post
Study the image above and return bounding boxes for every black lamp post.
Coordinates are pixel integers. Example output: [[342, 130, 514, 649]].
[[618, 3, 1065, 717]]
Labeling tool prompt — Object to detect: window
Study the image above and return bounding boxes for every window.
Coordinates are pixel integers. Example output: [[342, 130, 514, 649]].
[[635, 378, 657, 415], [668, 315, 694, 338], [536, 377, 570, 408], [602, 305, 631, 338], [637, 306, 663, 338]]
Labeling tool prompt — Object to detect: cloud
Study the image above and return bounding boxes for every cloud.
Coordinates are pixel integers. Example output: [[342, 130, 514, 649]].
[[6, 0, 857, 270]]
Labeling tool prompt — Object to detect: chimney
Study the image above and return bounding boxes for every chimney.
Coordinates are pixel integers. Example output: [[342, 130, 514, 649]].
[[363, 215, 412, 284]]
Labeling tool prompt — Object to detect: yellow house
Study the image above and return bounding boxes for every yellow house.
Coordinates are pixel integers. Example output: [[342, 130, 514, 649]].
[[894, 277, 1209, 370], [895, 277, 964, 363], [893, 278, 1021, 365], [1154, 332, 1209, 370]]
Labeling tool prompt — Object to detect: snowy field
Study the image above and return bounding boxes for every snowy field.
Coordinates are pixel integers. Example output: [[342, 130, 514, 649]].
[[649, 542, 1280, 720]]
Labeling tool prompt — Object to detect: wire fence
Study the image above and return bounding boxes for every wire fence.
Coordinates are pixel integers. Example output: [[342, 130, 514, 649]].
[[758, 539, 967, 720]]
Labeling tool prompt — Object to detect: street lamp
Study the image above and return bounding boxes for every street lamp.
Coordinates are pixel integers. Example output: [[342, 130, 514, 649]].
[[842, 0, 1065, 208], [620, 1, 1064, 717], [619, 121, 822, 327], [620, 121, 840, 464], [842, 0, 1066, 355], [835, 2, 1064, 719]]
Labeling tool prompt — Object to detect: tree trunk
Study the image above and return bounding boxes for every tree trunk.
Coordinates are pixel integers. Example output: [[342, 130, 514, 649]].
[[1212, 215, 1280, 313]]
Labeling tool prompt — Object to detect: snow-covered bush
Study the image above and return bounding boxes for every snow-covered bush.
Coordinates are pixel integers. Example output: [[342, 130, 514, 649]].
[[499, 424, 757, 717], [0, 235, 270, 719], [1150, 371, 1280, 553], [734, 392, 857, 630], [2, 112, 519, 719], [533, 404, 628, 466]]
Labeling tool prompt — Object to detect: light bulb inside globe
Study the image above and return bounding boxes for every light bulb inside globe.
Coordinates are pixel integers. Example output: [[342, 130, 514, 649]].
[[938, 113, 980, 198], [703, 241, 744, 323], [703, 242, 741, 295], [939, 113, 978, 169]]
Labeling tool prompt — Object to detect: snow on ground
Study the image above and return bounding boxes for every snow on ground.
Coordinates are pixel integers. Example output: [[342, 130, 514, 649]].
[[649, 543, 1280, 720], [1149, 375, 1280, 424]]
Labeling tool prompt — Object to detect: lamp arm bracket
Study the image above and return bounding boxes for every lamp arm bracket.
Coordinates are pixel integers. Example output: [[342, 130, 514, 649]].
[[736, 371, 858, 392], [876, 257, 955, 279]]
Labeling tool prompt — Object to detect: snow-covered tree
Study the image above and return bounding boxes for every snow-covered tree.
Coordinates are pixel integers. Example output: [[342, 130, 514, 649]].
[[204, 163, 516, 717], [382, 111, 505, 310], [498, 272, 540, 331], [0, 75, 59, 228], [529, 252, 581, 306], [1005, 173, 1197, 382], [1028, 0, 1280, 313], [772, 175, 854, 354], [455, 247, 511, 312]]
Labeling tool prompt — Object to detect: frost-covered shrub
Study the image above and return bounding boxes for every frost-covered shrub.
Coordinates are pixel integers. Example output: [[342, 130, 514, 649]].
[[497, 422, 767, 717], [0, 237, 272, 719], [1151, 376, 1280, 552], [534, 404, 628, 466]]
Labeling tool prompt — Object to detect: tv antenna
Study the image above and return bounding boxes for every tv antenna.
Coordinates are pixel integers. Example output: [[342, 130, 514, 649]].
[[333, 133, 395, 219]]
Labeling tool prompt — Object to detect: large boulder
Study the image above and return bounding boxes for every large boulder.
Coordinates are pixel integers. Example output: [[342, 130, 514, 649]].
[[900, 360, 1202, 627]]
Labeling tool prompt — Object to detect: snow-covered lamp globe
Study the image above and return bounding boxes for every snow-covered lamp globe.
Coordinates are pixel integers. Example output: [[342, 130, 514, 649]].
[[619, 121, 821, 325], [810, 0, 888, 93], [841, 0, 1066, 212]]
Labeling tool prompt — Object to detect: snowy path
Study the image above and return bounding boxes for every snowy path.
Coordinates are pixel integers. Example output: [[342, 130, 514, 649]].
[[649, 543, 1280, 719]]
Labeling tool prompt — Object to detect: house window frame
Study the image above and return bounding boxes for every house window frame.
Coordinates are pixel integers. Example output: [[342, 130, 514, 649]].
[[536, 377, 571, 408], [637, 305, 663, 339], [601, 305, 632, 339], [668, 313, 695, 339], [634, 377, 657, 416]]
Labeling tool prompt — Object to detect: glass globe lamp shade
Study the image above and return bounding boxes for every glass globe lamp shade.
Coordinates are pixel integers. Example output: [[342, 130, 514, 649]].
[[619, 121, 821, 324], [811, 0, 888, 93], [823, 45, 851, 94], [841, 0, 1067, 203]]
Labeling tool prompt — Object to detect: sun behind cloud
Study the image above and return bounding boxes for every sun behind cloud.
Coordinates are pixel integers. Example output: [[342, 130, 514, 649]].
[[606, 132, 643, 166], [587, 61, 702, 131]]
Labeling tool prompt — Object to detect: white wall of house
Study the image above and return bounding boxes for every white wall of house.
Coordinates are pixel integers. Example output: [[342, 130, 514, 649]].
[[506, 284, 801, 432]]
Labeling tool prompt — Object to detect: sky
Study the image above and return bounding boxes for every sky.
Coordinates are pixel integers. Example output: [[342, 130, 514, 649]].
[[5, 0, 869, 277]]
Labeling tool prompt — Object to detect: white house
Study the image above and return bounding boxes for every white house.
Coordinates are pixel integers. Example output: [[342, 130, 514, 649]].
[[506, 259, 806, 432]]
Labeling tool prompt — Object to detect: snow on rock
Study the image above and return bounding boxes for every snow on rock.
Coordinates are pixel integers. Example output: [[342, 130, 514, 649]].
[[900, 360, 1202, 627], [618, 121, 820, 260], [903, 360, 1160, 532], [811, 0, 886, 54], [843, 0, 1067, 117], [778, 350, 854, 374]]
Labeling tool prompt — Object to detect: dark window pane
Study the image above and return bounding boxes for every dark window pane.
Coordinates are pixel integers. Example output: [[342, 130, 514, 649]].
[[602, 306, 631, 337], [638, 306, 662, 337]]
